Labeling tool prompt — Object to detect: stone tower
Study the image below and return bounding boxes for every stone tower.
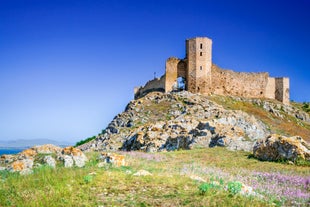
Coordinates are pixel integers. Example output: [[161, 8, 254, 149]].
[[275, 77, 290, 105], [186, 37, 212, 94]]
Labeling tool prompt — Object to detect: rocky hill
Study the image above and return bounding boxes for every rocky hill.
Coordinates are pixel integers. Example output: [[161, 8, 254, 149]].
[[78, 91, 310, 154]]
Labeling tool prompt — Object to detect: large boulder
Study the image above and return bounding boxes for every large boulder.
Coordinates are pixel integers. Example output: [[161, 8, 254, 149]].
[[253, 134, 310, 162], [60, 146, 88, 167], [8, 158, 34, 174]]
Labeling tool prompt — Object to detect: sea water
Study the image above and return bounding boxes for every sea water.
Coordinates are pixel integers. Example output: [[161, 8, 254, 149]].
[[0, 149, 24, 155]]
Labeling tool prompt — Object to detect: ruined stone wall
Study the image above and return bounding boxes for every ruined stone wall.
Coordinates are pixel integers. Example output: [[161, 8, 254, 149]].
[[134, 76, 165, 99], [275, 77, 290, 105], [165, 57, 181, 92], [186, 37, 212, 94], [211, 65, 269, 98], [265, 77, 276, 99]]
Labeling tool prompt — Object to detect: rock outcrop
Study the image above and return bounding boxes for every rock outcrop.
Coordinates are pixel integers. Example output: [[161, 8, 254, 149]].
[[78, 91, 269, 152], [230, 96, 310, 124], [0, 144, 88, 175], [253, 134, 310, 162]]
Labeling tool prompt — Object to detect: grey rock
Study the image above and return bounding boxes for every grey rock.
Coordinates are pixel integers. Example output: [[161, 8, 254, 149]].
[[107, 126, 119, 134], [44, 155, 56, 168], [23, 158, 34, 169], [126, 120, 134, 127], [72, 154, 87, 167], [63, 155, 73, 168]]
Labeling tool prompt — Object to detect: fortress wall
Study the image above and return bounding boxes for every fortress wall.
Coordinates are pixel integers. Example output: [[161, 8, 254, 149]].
[[134, 75, 165, 99], [265, 77, 276, 99], [165, 57, 181, 92], [211, 65, 269, 98]]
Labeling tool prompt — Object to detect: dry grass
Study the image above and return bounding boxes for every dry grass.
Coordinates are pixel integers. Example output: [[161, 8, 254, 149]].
[[209, 95, 310, 142], [143, 100, 173, 122]]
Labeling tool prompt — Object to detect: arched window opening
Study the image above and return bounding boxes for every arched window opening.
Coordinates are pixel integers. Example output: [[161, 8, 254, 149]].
[[177, 77, 186, 91]]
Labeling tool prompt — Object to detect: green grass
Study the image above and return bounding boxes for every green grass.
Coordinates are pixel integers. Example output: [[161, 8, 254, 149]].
[[292, 101, 310, 114], [0, 148, 309, 207]]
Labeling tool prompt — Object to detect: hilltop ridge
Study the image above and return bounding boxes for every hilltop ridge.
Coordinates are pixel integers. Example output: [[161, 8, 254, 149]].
[[78, 91, 310, 152]]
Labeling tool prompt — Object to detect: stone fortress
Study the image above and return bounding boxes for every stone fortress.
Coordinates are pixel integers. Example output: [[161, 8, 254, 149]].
[[134, 37, 290, 105]]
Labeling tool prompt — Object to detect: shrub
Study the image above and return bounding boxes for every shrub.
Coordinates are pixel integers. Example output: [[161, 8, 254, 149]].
[[294, 157, 310, 167], [83, 175, 93, 184], [302, 102, 310, 113], [198, 181, 220, 195], [227, 181, 242, 195], [75, 136, 96, 147]]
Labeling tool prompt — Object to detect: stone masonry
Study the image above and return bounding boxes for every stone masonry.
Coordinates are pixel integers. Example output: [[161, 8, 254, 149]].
[[134, 37, 290, 105]]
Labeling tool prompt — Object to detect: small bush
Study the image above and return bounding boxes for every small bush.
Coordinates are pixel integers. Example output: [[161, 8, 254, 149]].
[[294, 158, 310, 167], [198, 182, 220, 195], [302, 102, 310, 113], [83, 175, 93, 184], [227, 181, 242, 195]]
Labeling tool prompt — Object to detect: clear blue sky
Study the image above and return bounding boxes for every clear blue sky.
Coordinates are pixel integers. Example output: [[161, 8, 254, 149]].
[[0, 0, 309, 143]]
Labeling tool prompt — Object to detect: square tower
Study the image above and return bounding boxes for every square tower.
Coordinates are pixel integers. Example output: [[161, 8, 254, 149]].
[[275, 77, 290, 105], [186, 37, 212, 94]]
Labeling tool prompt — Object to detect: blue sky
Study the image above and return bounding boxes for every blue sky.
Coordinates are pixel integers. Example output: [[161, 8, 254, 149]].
[[0, 0, 309, 143]]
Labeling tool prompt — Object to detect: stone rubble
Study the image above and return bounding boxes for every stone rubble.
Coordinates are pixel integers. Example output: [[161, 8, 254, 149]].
[[0, 144, 88, 175]]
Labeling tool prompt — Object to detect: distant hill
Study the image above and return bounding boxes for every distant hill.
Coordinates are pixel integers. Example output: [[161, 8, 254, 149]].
[[0, 139, 73, 149]]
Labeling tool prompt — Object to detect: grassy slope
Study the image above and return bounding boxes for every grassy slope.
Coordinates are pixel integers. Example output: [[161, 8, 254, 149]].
[[2, 95, 309, 206], [0, 148, 309, 207], [209, 95, 310, 142]]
